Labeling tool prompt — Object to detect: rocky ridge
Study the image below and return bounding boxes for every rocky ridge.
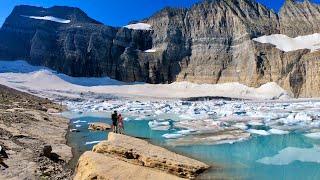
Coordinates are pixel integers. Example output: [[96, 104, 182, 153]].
[[0, 0, 319, 97]]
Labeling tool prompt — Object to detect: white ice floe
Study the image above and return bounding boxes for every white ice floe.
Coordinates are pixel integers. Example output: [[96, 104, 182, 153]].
[[73, 120, 87, 124], [253, 33, 320, 52], [85, 141, 102, 145], [148, 120, 170, 131], [176, 129, 196, 135], [21, 15, 71, 24], [304, 132, 320, 139], [268, 129, 289, 135], [162, 133, 183, 139], [257, 146, 320, 165], [247, 129, 270, 136], [233, 123, 248, 130], [124, 23, 152, 30]]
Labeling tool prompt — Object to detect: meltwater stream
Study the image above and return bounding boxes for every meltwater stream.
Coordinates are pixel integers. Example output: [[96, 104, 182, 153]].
[[65, 113, 320, 180]]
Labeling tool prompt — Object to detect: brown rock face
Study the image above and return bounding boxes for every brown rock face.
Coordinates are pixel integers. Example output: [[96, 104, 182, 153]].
[[280, 0, 320, 37], [299, 51, 320, 97]]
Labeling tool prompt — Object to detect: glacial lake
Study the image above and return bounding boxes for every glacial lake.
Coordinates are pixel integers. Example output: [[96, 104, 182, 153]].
[[66, 113, 320, 180]]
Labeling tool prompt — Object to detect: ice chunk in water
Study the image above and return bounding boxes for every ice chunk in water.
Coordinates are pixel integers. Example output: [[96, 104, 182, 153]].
[[247, 129, 270, 136], [85, 141, 101, 145], [162, 133, 183, 139], [295, 112, 312, 121], [148, 120, 170, 127], [73, 120, 87, 124], [176, 129, 196, 135], [304, 132, 320, 139], [148, 120, 170, 131], [257, 146, 320, 165], [268, 129, 289, 135], [233, 123, 248, 130]]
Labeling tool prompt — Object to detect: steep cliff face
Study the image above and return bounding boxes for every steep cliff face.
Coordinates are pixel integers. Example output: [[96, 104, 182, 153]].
[[280, 0, 320, 37], [0, 5, 153, 82], [0, 1, 320, 97]]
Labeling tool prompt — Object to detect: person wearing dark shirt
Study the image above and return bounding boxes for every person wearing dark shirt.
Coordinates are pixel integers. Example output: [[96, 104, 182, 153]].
[[111, 111, 118, 133]]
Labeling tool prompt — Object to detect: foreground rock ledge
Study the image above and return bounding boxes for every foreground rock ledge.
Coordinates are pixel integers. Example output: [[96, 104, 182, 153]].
[[75, 133, 210, 179], [75, 151, 183, 180]]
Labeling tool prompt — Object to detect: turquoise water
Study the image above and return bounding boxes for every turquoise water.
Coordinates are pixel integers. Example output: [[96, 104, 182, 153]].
[[67, 115, 320, 180]]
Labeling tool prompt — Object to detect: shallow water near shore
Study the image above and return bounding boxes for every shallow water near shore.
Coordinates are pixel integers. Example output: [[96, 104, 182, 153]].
[[65, 112, 320, 180]]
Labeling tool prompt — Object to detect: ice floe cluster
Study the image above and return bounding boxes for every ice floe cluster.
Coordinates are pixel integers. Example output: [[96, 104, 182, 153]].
[[65, 97, 320, 145], [1, 60, 319, 145]]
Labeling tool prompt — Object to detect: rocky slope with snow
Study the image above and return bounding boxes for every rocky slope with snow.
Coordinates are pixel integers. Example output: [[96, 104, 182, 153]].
[[0, 0, 319, 97]]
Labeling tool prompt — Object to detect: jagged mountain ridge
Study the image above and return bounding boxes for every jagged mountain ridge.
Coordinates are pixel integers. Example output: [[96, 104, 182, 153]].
[[0, 0, 319, 97]]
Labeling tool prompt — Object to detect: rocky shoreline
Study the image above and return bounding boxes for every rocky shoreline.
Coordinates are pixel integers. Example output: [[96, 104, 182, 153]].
[[0, 85, 73, 179]]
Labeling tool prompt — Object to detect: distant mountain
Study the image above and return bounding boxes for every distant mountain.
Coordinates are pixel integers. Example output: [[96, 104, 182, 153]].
[[0, 0, 319, 98]]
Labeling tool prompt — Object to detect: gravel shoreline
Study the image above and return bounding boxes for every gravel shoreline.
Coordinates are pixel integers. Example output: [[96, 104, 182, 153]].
[[0, 85, 73, 179]]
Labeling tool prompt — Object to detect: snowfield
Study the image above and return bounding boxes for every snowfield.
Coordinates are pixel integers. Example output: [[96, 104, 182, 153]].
[[1, 60, 320, 145], [124, 22, 152, 30], [21, 15, 71, 23], [253, 33, 320, 52], [0, 60, 289, 100]]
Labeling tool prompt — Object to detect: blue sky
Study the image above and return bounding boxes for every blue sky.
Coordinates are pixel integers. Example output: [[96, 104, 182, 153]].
[[0, 0, 318, 27]]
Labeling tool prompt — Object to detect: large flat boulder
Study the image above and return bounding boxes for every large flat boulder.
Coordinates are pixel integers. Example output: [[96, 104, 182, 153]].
[[74, 151, 182, 180], [92, 133, 210, 179], [88, 122, 111, 131]]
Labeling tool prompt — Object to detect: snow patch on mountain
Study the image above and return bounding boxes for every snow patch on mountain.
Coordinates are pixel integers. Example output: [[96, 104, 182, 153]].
[[144, 48, 157, 53], [253, 33, 320, 52], [21, 15, 71, 23], [124, 23, 152, 30]]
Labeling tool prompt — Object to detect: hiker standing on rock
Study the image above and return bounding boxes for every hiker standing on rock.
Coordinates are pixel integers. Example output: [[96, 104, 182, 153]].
[[117, 114, 124, 134], [111, 111, 118, 133]]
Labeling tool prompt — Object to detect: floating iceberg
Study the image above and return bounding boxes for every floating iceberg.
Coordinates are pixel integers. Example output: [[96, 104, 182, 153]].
[[85, 141, 102, 145], [304, 132, 320, 139], [257, 146, 320, 165], [247, 129, 270, 136]]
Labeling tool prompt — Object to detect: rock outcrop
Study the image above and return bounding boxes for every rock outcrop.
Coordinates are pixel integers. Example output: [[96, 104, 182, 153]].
[[88, 122, 111, 131], [75, 133, 210, 179], [74, 151, 183, 180], [0, 0, 320, 97]]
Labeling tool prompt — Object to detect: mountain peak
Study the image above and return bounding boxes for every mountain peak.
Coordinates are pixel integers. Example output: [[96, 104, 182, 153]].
[[2, 5, 101, 28]]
